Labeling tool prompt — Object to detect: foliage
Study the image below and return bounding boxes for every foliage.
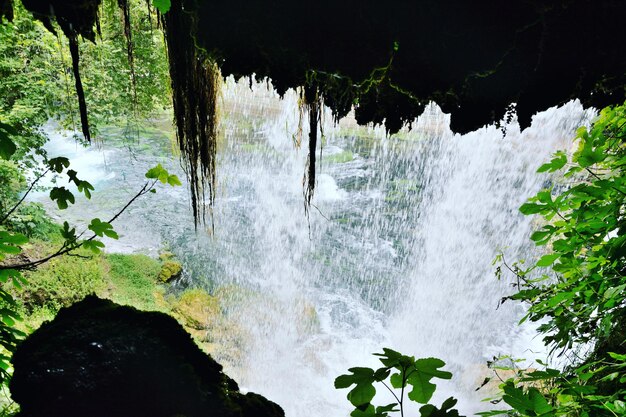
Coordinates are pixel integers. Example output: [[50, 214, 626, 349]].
[[15, 240, 106, 313], [335, 348, 462, 417], [76, 0, 170, 133], [4, 203, 57, 240], [502, 103, 626, 349], [152, 0, 171, 14], [489, 103, 626, 416], [105, 253, 163, 311], [0, 157, 181, 386]]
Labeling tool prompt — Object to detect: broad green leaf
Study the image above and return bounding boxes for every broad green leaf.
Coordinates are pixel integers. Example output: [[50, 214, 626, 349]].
[[389, 372, 404, 389], [406, 358, 452, 404], [335, 374, 356, 389], [536, 253, 559, 267], [0, 231, 28, 245], [167, 174, 182, 186], [350, 404, 376, 417], [48, 157, 70, 173], [146, 164, 167, 180], [60, 221, 77, 241], [537, 151, 567, 173], [77, 180, 94, 199], [376, 403, 398, 414], [82, 239, 105, 254], [49, 187, 75, 209], [373, 368, 390, 382], [519, 203, 546, 215], [0, 269, 20, 283], [88, 218, 119, 239], [0, 130, 16, 160], [0, 122, 18, 135], [153, 0, 171, 13], [347, 383, 376, 407], [603, 284, 625, 301]]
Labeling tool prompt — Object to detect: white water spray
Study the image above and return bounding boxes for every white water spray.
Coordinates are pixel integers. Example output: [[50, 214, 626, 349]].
[[38, 80, 592, 416]]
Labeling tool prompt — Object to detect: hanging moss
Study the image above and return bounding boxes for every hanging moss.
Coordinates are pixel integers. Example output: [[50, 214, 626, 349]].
[[117, 0, 138, 105], [161, 1, 220, 228], [302, 86, 319, 214], [20, 0, 105, 141]]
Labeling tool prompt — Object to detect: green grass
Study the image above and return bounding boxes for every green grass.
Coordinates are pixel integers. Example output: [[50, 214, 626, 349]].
[[105, 253, 164, 311]]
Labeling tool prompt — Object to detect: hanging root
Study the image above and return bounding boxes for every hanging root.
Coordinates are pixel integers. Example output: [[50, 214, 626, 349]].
[[67, 33, 91, 142], [161, 1, 220, 228], [303, 85, 319, 215], [118, 0, 137, 106]]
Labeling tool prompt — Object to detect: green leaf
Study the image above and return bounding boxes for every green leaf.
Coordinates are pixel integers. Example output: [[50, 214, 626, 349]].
[[0, 130, 16, 160], [0, 231, 28, 245], [60, 221, 77, 241], [335, 374, 356, 389], [0, 269, 20, 283], [153, 0, 171, 13], [389, 372, 404, 389], [374, 347, 403, 367], [519, 202, 546, 215], [536, 253, 560, 267], [47, 157, 70, 173], [537, 151, 567, 173], [88, 218, 119, 239], [373, 368, 390, 382], [350, 404, 376, 417], [77, 180, 94, 199], [82, 239, 105, 254], [49, 187, 75, 209], [348, 383, 376, 407], [0, 122, 18, 136], [145, 163, 166, 179], [406, 358, 452, 404], [603, 284, 625, 301], [167, 174, 182, 186], [0, 231, 28, 258]]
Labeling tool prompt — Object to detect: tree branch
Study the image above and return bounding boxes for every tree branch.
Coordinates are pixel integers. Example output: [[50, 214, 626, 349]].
[[0, 180, 156, 271], [0, 168, 50, 224]]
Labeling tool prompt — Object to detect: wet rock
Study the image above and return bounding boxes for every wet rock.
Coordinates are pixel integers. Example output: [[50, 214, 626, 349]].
[[158, 260, 182, 282], [10, 296, 284, 417]]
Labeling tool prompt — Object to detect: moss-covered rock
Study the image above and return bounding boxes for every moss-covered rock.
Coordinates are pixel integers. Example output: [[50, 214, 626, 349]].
[[10, 296, 284, 417], [173, 288, 220, 330], [158, 260, 182, 283]]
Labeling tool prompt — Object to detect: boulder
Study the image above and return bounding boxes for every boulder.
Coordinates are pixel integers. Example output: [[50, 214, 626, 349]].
[[159, 260, 183, 282], [10, 296, 284, 417]]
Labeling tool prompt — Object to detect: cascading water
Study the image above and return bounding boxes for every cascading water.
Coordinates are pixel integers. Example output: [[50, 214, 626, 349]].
[[38, 79, 592, 416]]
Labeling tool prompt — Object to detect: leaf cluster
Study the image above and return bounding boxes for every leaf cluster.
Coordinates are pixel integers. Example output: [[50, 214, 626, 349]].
[[491, 102, 626, 416], [335, 348, 462, 417], [513, 103, 626, 350]]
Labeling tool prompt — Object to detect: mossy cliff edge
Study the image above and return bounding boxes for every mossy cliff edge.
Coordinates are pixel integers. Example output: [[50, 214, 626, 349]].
[[10, 296, 284, 417]]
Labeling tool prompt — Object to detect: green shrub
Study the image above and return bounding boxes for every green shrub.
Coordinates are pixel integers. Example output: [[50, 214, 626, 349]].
[[19, 251, 105, 312], [106, 253, 162, 310]]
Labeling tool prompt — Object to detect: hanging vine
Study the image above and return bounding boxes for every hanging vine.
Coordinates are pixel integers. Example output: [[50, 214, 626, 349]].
[[161, 0, 220, 228]]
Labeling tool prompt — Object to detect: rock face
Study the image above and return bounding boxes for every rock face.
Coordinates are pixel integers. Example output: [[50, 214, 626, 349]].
[[10, 296, 284, 417]]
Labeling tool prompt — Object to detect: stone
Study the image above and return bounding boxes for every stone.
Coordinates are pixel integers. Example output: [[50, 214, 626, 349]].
[[159, 260, 182, 282], [10, 296, 284, 417]]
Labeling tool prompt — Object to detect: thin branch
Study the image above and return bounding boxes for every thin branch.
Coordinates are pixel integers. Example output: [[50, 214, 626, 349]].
[[0, 168, 50, 224], [310, 203, 330, 221], [380, 380, 401, 404], [585, 167, 626, 196], [0, 181, 155, 271]]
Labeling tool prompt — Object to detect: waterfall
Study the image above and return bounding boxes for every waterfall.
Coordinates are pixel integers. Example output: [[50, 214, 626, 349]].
[[38, 80, 592, 416]]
